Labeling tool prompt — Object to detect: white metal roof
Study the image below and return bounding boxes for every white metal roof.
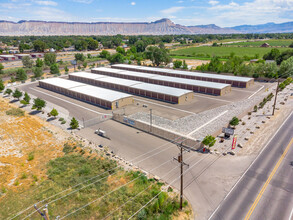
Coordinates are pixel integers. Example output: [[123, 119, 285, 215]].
[[112, 64, 253, 83], [16, 54, 30, 57], [70, 71, 108, 80], [71, 71, 193, 97], [69, 85, 132, 102], [40, 77, 132, 102], [131, 83, 193, 97], [39, 78, 85, 89], [154, 75, 230, 89], [0, 55, 16, 58], [93, 67, 230, 89], [92, 67, 158, 78]]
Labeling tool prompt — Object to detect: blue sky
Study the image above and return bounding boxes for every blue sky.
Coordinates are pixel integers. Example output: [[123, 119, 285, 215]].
[[0, 0, 293, 27]]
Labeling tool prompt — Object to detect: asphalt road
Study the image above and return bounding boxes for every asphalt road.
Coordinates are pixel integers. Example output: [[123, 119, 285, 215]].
[[209, 112, 293, 220]]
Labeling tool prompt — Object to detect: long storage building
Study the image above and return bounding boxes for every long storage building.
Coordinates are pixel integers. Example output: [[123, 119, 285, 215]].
[[91, 67, 231, 96], [39, 78, 133, 110], [111, 64, 254, 88], [69, 72, 194, 104]]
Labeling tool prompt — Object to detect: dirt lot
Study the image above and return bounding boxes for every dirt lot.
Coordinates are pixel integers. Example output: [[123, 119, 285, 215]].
[[0, 97, 70, 192]]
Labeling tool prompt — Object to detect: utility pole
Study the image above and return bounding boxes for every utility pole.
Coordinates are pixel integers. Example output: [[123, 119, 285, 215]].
[[34, 204, 50, 220], [272, 79, 280, 116], [173, 141, 189, 210], [149, 109, 152, 133]]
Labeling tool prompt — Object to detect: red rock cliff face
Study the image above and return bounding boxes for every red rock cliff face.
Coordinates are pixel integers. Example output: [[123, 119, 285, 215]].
[[0, 19, 237, 35]]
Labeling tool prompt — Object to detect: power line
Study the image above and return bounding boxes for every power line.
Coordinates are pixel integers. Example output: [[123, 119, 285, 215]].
[[101, 151, 197, 220], [22, 142, 179, 219], [59, 148, 192, 220]]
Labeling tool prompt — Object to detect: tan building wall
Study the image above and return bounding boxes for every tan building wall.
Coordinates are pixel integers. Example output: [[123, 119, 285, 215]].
[[178, 92, 194, 104], [220, 85, 232, 96], [111, 96, 133, 110]]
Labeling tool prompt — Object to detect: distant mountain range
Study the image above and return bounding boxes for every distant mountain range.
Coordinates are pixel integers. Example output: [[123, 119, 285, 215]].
[[0, 19, 292, 36]]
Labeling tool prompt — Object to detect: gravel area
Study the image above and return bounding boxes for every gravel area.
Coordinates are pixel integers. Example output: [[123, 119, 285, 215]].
[[129, 83, 290, 140]]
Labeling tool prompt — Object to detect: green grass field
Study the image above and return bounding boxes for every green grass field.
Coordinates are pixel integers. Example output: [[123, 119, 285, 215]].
[[226, 39, 293, 47], [171, 46, 291, 58]]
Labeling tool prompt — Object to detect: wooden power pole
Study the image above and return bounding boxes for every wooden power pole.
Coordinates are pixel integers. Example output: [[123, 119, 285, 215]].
[[272, 79, 280, 116], [34, 204, 50, 220], [173, 141, 189, 210]]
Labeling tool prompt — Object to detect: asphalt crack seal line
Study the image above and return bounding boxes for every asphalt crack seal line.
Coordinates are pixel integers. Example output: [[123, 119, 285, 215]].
[[244, 137, 293, 220]]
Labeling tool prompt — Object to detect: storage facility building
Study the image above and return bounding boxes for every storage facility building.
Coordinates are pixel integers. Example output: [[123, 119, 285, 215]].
[[15, 54, 31, 60], [39, 78, 133, 110], [0, 55, 16, 61], [111, 64, 254, 88], [69, 72, 194, 104], [91, 68, 231, 96]]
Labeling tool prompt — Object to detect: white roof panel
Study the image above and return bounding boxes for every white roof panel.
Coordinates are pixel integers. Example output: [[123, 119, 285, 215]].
[[131, 83, 193, 97], [112, 64, 253, 83], [71, 71, 193, 97], [0, 55, 16, 58], [93, 67, 229, 89], [69, 85, 132, 102], [39, 78, 85, 89], [153, 75, 230, 89], [70, 71, 107, 80]]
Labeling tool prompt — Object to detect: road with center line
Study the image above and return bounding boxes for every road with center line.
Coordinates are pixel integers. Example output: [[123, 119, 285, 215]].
[[209, 111, 293, 220]]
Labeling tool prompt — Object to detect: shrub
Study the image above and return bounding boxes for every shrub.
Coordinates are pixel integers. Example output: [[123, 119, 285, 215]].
[[70, 117, 79, 129], [61, 120, 66, 124], [28, 152, 34, 161], [21, 173, 27, 179], [6, 108, 25, 117], [254, 105, 258, 112], [59, 117, 64, 121], [229, 116, 239, 127]]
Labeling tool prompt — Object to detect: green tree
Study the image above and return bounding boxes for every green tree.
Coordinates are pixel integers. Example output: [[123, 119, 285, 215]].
[[0, 79, 4, 92], [182, 60, 188, 69], [289, 42, 293, 48], [44, 53, 57, 66], [276, 50, 293, 65], [75, 53, 86, 62], [229, 116, 239, 127], [70, 117, 79, 129], [32, 98, 46, 111], [64, 66, 69, 74], [202, 135, 216, 149], [35, 58, 44, 68], [16, 68, 27, 81], [50, 108, 59, 118], [173, 60, 182, 69], [100, 50, 110, 59], [4, 88, 12, 96], [50, 63, 60, 75], [107, 53, 125, 64], [263, 48, 280, 60], [87, 38, 99, 50], [116, 46, 125, 55], [83, 62, 87, 69], [87, 53, 92, 59], [21, 92, 31, 105], [12, 89, 23, 100], [22, 56, 34, 68], [0, 63, 4, 74], [279, 56, 293, 78], [33, 67, 43, 78], [134, 40, 146, 53], [33, 40, 47, 52], [74, 40, 88, 51], [145, 46, 171, 66]]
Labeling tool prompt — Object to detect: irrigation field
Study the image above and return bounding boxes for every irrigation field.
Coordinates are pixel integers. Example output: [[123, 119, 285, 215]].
[[171, 46, 291, 59], [226, 39, 293, 47]]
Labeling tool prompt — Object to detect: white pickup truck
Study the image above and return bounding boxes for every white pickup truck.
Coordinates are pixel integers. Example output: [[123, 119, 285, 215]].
[[95, 129, 106, 137]]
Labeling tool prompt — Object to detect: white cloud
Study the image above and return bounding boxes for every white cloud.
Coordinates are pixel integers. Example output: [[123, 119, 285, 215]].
[[208, 0, 219, 6], [205, 0, 293, 26], [35, 1, 58, 6], [131, 2, 136, 5], [177, 1, 184, 3], [160, 6, 185, 14], [72, 0, 93, 4]]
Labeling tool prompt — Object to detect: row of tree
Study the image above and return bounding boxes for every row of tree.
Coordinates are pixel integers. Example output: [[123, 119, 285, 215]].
[[196, 51, 293, 78], [1, 33, 293, 53]]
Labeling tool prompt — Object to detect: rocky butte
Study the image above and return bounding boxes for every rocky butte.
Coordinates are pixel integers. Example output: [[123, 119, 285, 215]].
[[0, 19, 238, 36]]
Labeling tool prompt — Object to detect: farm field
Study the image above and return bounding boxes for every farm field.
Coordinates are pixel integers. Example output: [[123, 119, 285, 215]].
[[171, 46, 291, 58], [226, 39, 293, 47]]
